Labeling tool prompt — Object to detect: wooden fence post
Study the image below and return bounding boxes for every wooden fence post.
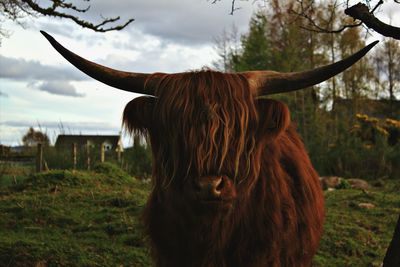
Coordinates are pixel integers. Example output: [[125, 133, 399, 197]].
[[86, 141, 91, 170], [100, 143, 105, 163], [117, 147, 122, 163], [72, 143, 77, 172], [36, 143, 43, 173]]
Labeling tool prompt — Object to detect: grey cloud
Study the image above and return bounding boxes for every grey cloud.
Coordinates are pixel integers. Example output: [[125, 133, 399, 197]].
[[0, 55, 87, 81], [0, 55, 88, 97], [0, 91, 8, 98], [36, 21, 107, 46], [65, 0, 255, 45], [33, 81, 85, 97], [1, 120, 120, 133], [35, 22, 76, 39]]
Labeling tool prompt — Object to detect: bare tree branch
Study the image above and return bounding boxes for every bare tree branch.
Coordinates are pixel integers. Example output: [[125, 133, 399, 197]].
[[20, 0, 134, 32], [229, 0, 241, 15], [210, 0, 266, 15], [290, 0, 362, 34], [288, 0, 400, 39], [1, 0, 134, 34], [345, 2, 400, 40]]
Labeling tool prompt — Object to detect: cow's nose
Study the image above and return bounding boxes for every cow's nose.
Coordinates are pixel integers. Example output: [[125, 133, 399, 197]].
[[195, 176, 224, 200]]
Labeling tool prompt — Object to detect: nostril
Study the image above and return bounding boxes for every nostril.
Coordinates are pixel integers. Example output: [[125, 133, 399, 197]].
[[210, 177, 223, 197], [195, 176, 225, 199], [215, 177, 224, 192]]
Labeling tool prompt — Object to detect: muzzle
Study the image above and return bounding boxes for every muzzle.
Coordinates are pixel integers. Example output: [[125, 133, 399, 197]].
[[194, 175, 237, 202]]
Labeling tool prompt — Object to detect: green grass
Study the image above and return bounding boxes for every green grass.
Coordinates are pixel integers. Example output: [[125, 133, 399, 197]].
[[314, 181, 400, 267], [0, 163, 33, 187], [0, 163, 399, 266], [0, 163, 150, 267]]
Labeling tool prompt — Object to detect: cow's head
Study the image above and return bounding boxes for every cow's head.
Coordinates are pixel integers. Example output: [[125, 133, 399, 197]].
[[41, 31, 377, 211]]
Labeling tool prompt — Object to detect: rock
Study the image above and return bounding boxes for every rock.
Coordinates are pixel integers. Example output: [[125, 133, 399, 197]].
[[348, 178, 370, 190], [372, 180, 385, 187], [320, 177, 370, 191], [358, 202, 375, 209], [320, 176, 342, 190]]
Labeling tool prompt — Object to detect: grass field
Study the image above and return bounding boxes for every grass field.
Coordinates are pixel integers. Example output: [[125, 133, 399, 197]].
[[0, 163, 399, 267]]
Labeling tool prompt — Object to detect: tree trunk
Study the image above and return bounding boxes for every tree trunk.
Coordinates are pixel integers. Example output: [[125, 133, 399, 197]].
[[86, 141, 91, 171]]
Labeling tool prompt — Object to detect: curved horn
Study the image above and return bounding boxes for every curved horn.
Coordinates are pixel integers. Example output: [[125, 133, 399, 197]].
[[40, 31, 155, 95], [243, 41, 378, 96]]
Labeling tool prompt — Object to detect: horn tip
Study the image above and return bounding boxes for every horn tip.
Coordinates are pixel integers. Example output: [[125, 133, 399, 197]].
[[40, 30, 53, 41], [369, 40, 379, 47]]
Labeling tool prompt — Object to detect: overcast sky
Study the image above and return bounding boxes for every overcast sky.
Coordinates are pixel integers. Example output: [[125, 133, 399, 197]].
[[1, 0, 399, 146]]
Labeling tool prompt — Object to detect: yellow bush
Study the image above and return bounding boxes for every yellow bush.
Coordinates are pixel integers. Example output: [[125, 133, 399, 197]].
[[353, 114, 397, 145]]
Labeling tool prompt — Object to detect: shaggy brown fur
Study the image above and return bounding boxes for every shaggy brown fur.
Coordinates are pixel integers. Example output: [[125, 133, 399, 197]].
[[123, 69, 325, 267]]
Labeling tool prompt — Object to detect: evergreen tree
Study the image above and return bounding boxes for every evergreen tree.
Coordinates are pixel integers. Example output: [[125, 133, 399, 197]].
[[231, 12, 271, 71]]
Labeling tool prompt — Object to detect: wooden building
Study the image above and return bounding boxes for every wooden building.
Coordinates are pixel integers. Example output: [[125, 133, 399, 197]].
[[55, 134, 123, 152]]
